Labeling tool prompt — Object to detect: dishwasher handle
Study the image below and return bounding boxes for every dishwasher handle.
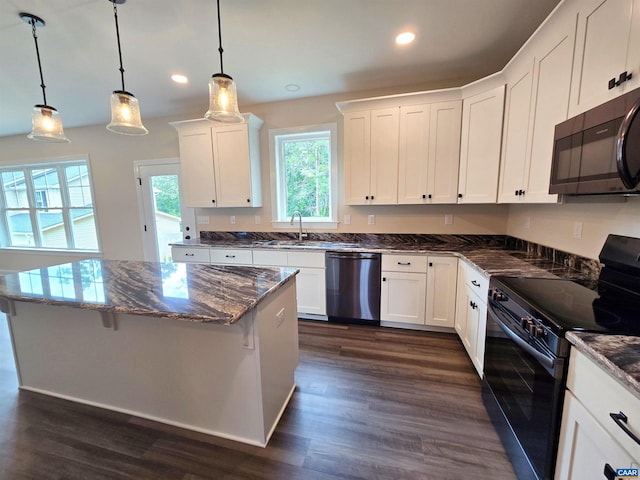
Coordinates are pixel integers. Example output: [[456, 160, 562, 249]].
[[326, 252, 380, 260]]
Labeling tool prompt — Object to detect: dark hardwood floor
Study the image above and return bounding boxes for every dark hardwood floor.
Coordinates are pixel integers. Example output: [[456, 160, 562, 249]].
[[0, 315, 516, 479]]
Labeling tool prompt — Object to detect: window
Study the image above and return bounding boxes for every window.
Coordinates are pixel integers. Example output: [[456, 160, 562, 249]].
[[269, 123, 338, 227], [0, 159, 100, 251]]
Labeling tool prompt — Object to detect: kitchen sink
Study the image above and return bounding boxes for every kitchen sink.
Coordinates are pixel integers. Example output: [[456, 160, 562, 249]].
[[254, 239, 367, 249]]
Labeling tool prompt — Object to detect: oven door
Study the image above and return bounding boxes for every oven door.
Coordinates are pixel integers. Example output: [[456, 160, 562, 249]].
[[483, 301, 566, 480]]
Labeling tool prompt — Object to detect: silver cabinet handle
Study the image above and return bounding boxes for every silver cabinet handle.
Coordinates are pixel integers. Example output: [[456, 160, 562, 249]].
[[471, 280, 481, 287]]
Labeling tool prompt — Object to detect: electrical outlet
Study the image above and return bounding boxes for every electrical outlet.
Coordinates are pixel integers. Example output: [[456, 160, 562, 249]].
[[230, 215, 236, 225], [276, 307, 285, 327], [368, 215, 375, 225], [573, 221, 583, 239], [524, 216, 531, 229], [343, 214, 351, 225], [444, 214, 453, 225], [254, 215, 261, 225], [197, 215, 210, 225]]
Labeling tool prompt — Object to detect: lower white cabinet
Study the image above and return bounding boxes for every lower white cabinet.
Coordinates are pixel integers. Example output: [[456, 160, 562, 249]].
[[209, 248, 253, 265], [381, 254, 457, 328], [555, 349, 640, 479], [170, 246, 210, 264], [455, 260, 489, 377], [253, 249, 326, 317]]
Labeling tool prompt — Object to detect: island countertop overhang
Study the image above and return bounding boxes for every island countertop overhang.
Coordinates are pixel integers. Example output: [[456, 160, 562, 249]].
[[0, 259, 298, 325]]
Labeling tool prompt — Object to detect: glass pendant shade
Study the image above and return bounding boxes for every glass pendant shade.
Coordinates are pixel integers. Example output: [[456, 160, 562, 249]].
[[27, 105, 70, 143], [205, 73, 244, 123], [106, 90, 148, 135]]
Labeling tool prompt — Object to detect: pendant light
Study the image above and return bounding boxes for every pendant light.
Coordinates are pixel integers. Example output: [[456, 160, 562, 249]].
[[20, 13, 69, 143], [106, 0, 148, 135], [205, 0, 243, 123]]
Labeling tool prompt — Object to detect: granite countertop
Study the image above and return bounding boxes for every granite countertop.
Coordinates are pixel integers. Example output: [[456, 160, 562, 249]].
[[566, 332, 640, 400], [0, 259, 298, 325]]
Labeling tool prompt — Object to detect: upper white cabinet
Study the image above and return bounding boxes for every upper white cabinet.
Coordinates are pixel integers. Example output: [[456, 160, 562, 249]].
[[344, 108, 399, 205], [397, 102, 462, 204], [458, 81, 505, 203], [569, 0, 640, 116], [498, 6, 575, 203], [339, 91, 462, 206], [171, 114, 263, 208]]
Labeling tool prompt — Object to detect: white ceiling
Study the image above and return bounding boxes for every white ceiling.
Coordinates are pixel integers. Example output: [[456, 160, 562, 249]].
[[1, 0, 561, 138]]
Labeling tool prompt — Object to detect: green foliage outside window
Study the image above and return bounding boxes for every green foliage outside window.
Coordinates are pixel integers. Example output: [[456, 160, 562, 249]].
[[283, 137, 330, 218]]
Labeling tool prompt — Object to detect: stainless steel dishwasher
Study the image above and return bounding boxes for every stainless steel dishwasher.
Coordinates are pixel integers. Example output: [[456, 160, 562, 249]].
[[325, 251, 381, 325]]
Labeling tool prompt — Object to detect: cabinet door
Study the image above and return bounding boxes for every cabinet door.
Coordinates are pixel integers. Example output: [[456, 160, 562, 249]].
[[178, 129, 217, 208], [555, 392, 636, 480], [569, 0, 635, 116], [458, 85, 504, 204], [370, 108, 399, 204], [425, 256, 457, 328], [380, 271, 426, 325], [212, 124, 253, 207], [344, 111, 372, 205], [294, 267, 326, 316], [398, 104, 430, 204], [471, 293, 487, 377], [454, 263, 468, 340], [524, 18, 575, 203], [427, 101, 461, 204], [498, 57, 535, 203]]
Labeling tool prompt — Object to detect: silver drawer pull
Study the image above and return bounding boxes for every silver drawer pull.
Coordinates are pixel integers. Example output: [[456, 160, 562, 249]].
[[610, 411, 640, 446], [225, 254, 236, 258], [471, 280, 481, 287], [185, 253, 195, 256], [397, 262, 411, 266]]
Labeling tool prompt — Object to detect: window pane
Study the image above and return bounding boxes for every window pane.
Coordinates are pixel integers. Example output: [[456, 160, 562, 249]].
[[79, 261, 105, 303], [65, 165, 93, 207], [18, 270, 44, 296], [47, 263, 76, 299], [31, 168, 63, 208], [5, 209, 34, 246], [69, 208, 99, 250], [283, 137, 330, 218], [1, 171, 28, 208], [37, 209, 68, 248]]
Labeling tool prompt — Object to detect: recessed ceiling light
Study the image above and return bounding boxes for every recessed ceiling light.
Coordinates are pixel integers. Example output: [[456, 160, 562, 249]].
[[395, 31, 416, 45], [171, 74, 189, 84], [285, 83, 301, 92]]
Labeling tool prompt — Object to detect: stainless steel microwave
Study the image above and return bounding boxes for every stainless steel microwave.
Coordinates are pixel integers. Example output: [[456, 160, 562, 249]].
[[550, 87, 640, 195]]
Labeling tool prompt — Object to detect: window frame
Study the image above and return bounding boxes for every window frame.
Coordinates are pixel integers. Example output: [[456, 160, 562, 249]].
[[0, 156, 101, 253], [268, 123, 338, 229]]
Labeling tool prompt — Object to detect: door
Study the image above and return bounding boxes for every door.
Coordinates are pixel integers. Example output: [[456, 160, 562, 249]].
[[398, 104, 430, 204], [212, 124, 253, 207], [428, 101, 462, 203], [343, 111, 371, 205], [425, 256, 458, 328], [136, 161, 196, 262], [177, 127, 217, 207], [370, 107, 400, 204], [380, 271, 426, 325]]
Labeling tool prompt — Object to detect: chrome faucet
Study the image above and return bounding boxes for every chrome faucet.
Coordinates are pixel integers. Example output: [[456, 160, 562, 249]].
[[290, 211, 307, 241]]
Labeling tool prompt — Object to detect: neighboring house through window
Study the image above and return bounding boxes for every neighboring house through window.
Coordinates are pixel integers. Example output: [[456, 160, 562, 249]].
[[0, 159, 100, 251], [269, 123, 338, 228]]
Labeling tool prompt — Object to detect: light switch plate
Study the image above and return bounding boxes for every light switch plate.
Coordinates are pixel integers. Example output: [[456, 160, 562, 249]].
[[197, 215, 210, 225], [255, 215, 261, 225], [230, 215, 236, 225], [524, 216, 531, 229], [343, 214, 351, 225], [445, 214, 453, 225], [368, 215, 375, 225], [573, 221, 583, 239]]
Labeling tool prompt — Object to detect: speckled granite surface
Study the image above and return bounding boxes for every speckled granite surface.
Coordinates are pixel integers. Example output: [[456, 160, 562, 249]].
[[0, 259, 297, 325], [566, 332, 640, 400]]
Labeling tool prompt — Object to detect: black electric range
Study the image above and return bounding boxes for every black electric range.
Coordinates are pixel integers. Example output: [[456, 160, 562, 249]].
[[483, 234, 640, 480]]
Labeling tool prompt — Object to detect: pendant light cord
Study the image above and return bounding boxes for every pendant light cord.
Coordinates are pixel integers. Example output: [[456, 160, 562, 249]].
[[217, 0, 224, 74], [30, 19, 47, 106], [112, 1, 126, 92]]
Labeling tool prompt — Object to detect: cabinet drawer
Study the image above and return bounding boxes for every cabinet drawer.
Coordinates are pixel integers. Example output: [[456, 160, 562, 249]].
[[567, 349, 640, 461], [458, 259, 489, 295], [287, 251, 325, 268], [209, 248, 253, 265], [381, 254, 428, 273], [252, 249, 288, 267], [171, 247, 210, 264]]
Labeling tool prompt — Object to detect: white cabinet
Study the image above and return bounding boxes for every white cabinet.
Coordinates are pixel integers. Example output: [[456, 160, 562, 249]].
[[253, 249, 326, 317], [555, 349, 640, 479], [425, 256, 458, 328], [344, 108, 399, 205], [381, 254, 457, 328], [171, 114, 263, 208], [209, 248, 253, 266], [428, 101, 462, 204], [380, 254, 428, 325], [454, 260, 489, 377], [498, 8, 575, 204], [458, 83, 505, 203], [569, 0, 640, 116], [170, 246, 210, 264]]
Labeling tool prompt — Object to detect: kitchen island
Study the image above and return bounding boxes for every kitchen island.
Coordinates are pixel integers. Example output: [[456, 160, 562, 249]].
[[0, 259, 299, 447]]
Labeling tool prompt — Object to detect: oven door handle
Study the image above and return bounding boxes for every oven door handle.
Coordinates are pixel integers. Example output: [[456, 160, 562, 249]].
[[488, 306, 557, 374]]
